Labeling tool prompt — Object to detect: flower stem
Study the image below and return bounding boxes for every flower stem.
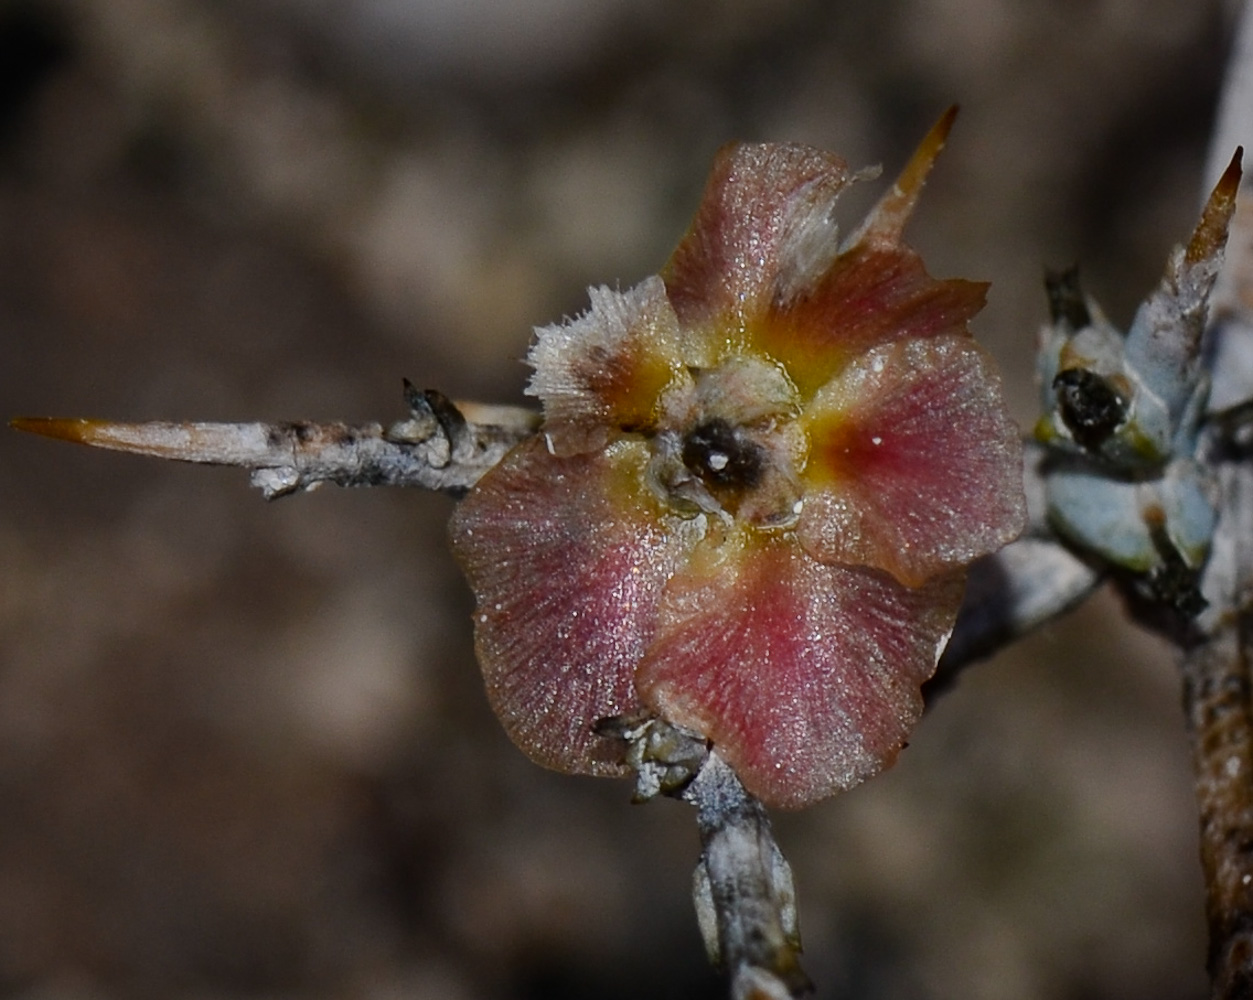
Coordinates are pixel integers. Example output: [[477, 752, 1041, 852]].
[[682, 753, 812, 999]]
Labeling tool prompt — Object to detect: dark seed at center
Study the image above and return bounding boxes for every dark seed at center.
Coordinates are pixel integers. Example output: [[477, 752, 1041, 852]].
[[682, 418, 763, 489]]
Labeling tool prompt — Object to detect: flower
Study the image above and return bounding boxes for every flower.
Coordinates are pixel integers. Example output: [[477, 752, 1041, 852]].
[[449, 109, 1026, 809]]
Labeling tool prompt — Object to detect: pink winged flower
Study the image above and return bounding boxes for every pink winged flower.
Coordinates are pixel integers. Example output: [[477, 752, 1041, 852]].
[[450, 109, 1026, 809]]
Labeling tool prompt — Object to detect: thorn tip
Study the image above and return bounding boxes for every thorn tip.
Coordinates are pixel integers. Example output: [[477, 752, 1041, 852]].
[[858, 105, 959, 246], [10, 417, 102, 445], [1187, 146, 1243, 265]]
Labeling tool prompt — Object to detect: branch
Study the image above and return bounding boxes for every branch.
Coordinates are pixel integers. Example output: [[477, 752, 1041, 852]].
[[932, 441, 1103, 688], [599, 715, 809, 999], [1182, 421, 1253, 1000], [11, 385, 538, 499], [1184, 585, 1253, 999], [1185, 373, 1253, 1000], [684, 755, 811, 1000], [1184, 2, 1253, 993]]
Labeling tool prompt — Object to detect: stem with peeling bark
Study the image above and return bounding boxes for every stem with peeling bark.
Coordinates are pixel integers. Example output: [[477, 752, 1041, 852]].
[[1184, 623, 1253, 998], [1184, 3, 1253, 992], [11, 384, 539, 499], [683, 755, 811, 1000]]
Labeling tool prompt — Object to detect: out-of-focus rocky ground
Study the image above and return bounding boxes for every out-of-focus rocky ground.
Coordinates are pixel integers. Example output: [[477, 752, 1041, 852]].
[[0, 1, 1233, 997]]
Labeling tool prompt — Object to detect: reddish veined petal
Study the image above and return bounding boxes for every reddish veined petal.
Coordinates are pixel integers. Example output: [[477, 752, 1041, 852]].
[[751, 109, 983, 397], [448, 436, 700, 776], [757, 245, 988, 397], [527, 277, 690, 456], [661, 142, 854, 356], [636, 533, 964, 810], [799, 336, 1026, 586]]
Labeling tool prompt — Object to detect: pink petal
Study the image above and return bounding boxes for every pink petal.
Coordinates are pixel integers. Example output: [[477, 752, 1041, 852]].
[[799, 336, 1026, 586], [757, 245, 988, 397], [449, 436, 700, 776], [661, 143, 854, 347], [636, 533, 964, 809], [527, 277, 689, 456]]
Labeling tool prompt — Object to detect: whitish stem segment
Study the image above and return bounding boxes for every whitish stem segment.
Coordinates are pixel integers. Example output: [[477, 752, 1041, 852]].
[[11, 383, 539, 499], [600, 713, 810, 999], [685, 753, 810, 1000], [935, 440, 1103, 680]]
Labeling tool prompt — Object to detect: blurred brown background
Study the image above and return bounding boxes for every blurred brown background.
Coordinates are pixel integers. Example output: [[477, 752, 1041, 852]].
[[0, 1, 1235, 997]]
